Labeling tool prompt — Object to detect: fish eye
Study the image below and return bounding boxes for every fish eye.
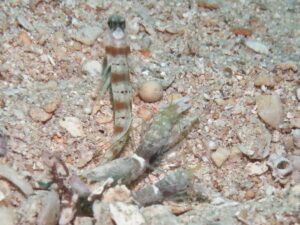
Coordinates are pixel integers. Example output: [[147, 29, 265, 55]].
[[108, 15, 126, 31], [108, 22, 117, 31], [119, 20, 126, 30], [108, 16, 117, 30], [108, 20, 112, 29]]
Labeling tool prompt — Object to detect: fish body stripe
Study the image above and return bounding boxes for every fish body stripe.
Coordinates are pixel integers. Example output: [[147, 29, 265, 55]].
[[111, 72, 128, 83], [114, 101, 129, 110], [114, 125, 124, 134], [105, 46, 130, 56]]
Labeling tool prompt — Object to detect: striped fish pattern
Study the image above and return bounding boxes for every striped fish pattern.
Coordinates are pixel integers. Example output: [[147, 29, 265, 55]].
[[94, 15, 132, 163]]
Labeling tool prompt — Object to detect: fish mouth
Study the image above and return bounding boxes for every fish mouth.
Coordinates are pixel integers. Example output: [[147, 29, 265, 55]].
[[112, 27, 125, 40]]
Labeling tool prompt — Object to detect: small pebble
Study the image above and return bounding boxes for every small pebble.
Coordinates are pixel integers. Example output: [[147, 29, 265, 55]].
[[291, 118, 300, 128], [102, 185, 131, 203], [128, 17, 140, 35], [272, 130, 280, 143], [137, 106, 153, 121], [296, 88, 300, 101], [53, 46, 67, 60], [82, 60, 102, 77], [244, 190, 256, 200], [53, 31, 65, 44], [237, 121, 271, 160], [59, 117, 85, 137], [69, 41, 82, 51], [229, 146, 242, 161], [254, 74, 276, 88], [59, 207, 75, 225], [93, 202, 112, 225], [96, 115, 112, 124], [37, 191, 60, 225], [256, 94, 283, 129], [165, 24, 185, 34], [211, 147, 230, 168], [289, 155, 300, 171], [71, 25, 102, 46], [245, 162, 268, 176], [292, 129, 300, 149], [275, 61, 298, 72], [19, 31, 32, 45], [83, 106, 92, 115], [288, 184, 300, 205], [244, 39, 269, 54], [138, 80, 163, 103], [42, 95, 61, 113], [29, 107, 52, 122], [207, 140, 218, 150], [0, 206, 15, 225], [284, 136, 294, 151], [110, 202, 145, 225]]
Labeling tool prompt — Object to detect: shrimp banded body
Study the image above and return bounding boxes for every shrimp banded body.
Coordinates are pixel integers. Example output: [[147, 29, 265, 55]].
[[94, 15, 132, 163]]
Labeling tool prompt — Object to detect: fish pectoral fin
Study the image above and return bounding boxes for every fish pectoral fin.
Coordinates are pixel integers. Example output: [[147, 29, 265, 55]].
[[92, 64, 112, 115], [98, 66, 112, 98]]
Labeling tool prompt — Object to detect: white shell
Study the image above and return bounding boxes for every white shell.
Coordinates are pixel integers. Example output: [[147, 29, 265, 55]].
[[267, 154, 293, 183]]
